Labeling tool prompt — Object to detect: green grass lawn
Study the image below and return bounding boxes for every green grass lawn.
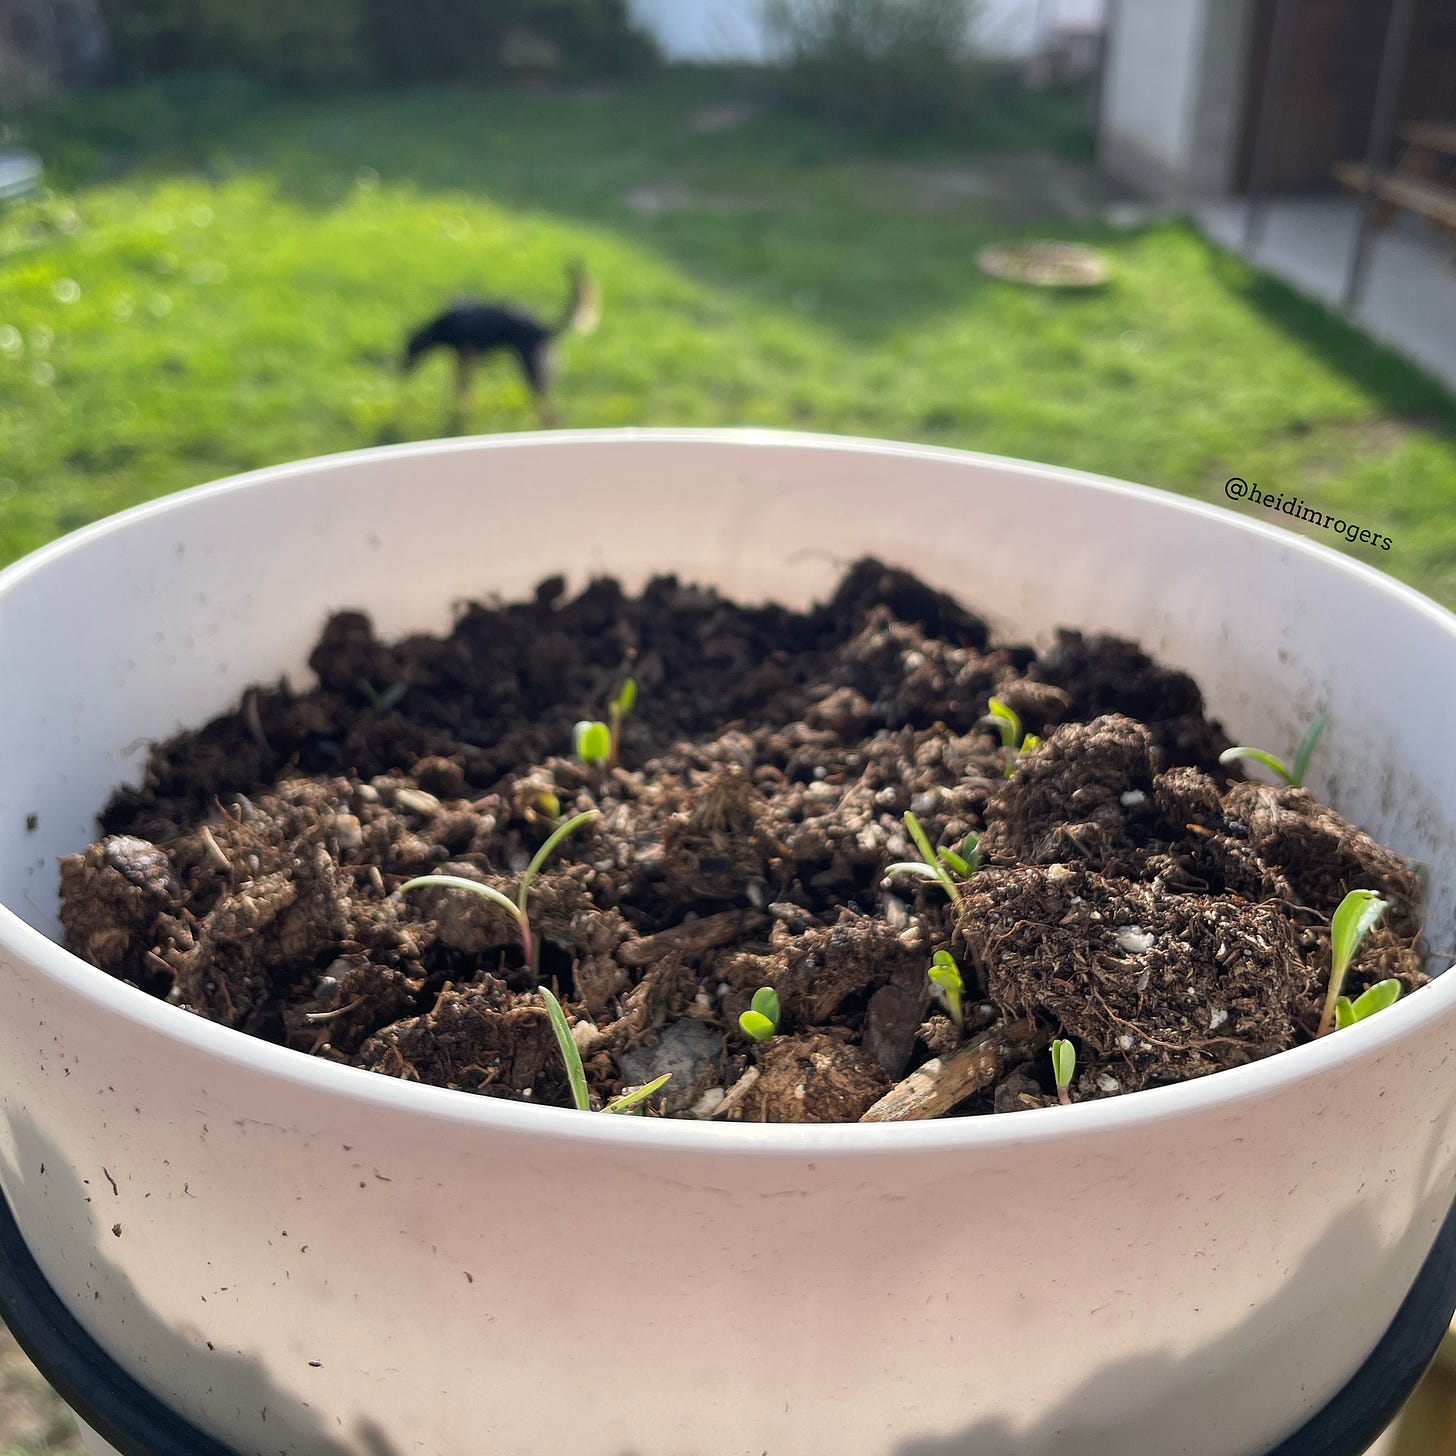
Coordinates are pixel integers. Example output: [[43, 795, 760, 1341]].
[[2, 73, 1456, 604]]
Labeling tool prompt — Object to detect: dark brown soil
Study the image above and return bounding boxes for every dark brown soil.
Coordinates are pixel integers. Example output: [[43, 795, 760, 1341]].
[[58, 560, 1428, 1122]]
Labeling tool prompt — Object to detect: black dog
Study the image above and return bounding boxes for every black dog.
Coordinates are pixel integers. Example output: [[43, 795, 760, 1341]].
[[402, 264, 599, 425]]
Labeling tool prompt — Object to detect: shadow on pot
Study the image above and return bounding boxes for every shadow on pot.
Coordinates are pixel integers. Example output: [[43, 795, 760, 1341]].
[[0, 1110, 403, 1456], [894, 1101, 1456, 1456], [1, 1100, 1453, 1456]]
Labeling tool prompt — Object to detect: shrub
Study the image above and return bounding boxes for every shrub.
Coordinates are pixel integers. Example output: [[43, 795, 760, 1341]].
[[362, 0, 656, 82], [100, 0, 656, 87], [100, 0, 368, 84], [764, 0, 984, 133]]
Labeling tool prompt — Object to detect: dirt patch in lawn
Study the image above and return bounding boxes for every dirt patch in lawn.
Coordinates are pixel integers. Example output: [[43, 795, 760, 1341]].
[[60, 560, 1426, 1122]]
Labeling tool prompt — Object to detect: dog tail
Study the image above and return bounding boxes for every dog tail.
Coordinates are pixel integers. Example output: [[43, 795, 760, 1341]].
[[553, 263, 600, 338]]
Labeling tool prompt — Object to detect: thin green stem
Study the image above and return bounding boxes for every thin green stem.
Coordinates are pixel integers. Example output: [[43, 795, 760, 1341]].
[[519, 809, 601, 909], [608, 700, 623, 770]]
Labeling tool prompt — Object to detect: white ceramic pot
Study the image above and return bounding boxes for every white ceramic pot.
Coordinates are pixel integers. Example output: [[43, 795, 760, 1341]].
[[1, 431, 1454, 1456]]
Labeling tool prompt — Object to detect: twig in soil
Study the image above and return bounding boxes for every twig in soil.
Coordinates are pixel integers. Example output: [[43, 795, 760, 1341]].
[[574, 676, 637, 770], [1318, 888, 1391, 1037], [1050, 1038, 1076, 1105], [860, 1021, 1043, 1122], [739, 986, 781, 1043], [1219, 711, 1327, 788], [927, 951, 965, 1032], [398, 809, 600, 976], [198, 825, 232, 874], [618, 908, 765, 967], [539, 984, 670, 1114], [710, 1066, 759, 1120], [885, 811, 978, 905], [303, 997, 366, 1024]]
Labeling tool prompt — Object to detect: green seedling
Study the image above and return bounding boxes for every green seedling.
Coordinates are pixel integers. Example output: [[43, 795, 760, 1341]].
[[1050, 1038, 1076, 1105], [573, 720, 611, 765], [539, 984, 670, 1113], [540, 984, 591, 1111], [885, 811, 980, 904], [400, 809, 600, 976], [987, 697, 1040, 778], [1334, 978, 1403, 1031], [927, 950, 965, 1031], [1219, 712, 1327, 788], [739, 986, 781, 1043], [1317, 888, 1389, 1037], [574, 676, 637, 769], [603, 1074, 674, 1115], [359, 678, 407, 712]]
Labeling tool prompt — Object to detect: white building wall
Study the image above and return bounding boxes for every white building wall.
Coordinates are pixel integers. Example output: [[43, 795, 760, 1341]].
[[629, 0, 1106, 64], [1097, 0, 1256, 198]]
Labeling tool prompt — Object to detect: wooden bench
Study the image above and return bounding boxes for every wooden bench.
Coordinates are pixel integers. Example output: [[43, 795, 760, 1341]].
[[1333, 121, 1456, 245], [1333, 162, 1456, 235]]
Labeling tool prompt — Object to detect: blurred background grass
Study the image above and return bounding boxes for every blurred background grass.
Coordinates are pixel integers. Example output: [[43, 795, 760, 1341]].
[[3, 73, 1454, 601]]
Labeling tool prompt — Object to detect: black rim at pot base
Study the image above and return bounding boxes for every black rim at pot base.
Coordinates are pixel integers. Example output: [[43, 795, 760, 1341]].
[[0, 1185, 1452, 1456]]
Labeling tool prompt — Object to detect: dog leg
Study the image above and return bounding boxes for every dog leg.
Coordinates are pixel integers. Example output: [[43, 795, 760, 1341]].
[[454, 350, 475, 414]]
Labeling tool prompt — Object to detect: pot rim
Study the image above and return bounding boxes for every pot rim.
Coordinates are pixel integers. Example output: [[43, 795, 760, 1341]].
[[4, 426, 1453, 1156]]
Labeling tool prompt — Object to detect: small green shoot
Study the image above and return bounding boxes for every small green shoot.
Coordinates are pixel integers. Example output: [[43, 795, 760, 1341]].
[[885, 811, 979, 904], [539, 985, 671, 1114], [927, 950, 965, 1031], [987, 697, 1041, 778], [1050, 1038, 1076, 1105], [1219, 711, 1328, 788], [400, 809, 600, 976], [739, 986, 781, 1043], [540, 984, 591, 1111], [603, 1074, 673, 1114], [608, 677, 636, 767], [573, 720, 611, 765], [575, 676, 638, 769], [1333, 978, 1403, 1031], [988, 697, 1021, 750], [1317, 888, 1389, 1037], [359, 679, 407, 712]]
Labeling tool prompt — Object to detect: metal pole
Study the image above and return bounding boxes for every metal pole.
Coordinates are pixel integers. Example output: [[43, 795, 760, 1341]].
[[1342, 0, 1419, 314], [1243, 0, 1303, 257]]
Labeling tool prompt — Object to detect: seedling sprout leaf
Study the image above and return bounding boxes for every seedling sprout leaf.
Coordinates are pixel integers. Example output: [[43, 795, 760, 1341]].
[[1318, 889, 1389, 1036], [519, 809, 600, 909], [1217, 746, 1294, 785], [927, 950, 965, 1029], [904, 812, 939, 871], [750, 986, 781, 1026], [739, 1011, 776, 1042], [884, 861, 946, 883], [399, 875, 521, 925], [1331, 890, 1388, 978], [603, 1073, 672, 1114], [1291, 712, 1329, 788], [539, 985, 590, 1112], [987, 697, 1022, 750], [1050, 1038, 1076, 1104], [1350, 978, 1402, 1021], [573, 720, 611, 765]]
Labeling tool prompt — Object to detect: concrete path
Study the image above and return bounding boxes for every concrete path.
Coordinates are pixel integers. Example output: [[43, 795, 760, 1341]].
[[1198, 196, 1456, 397]]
